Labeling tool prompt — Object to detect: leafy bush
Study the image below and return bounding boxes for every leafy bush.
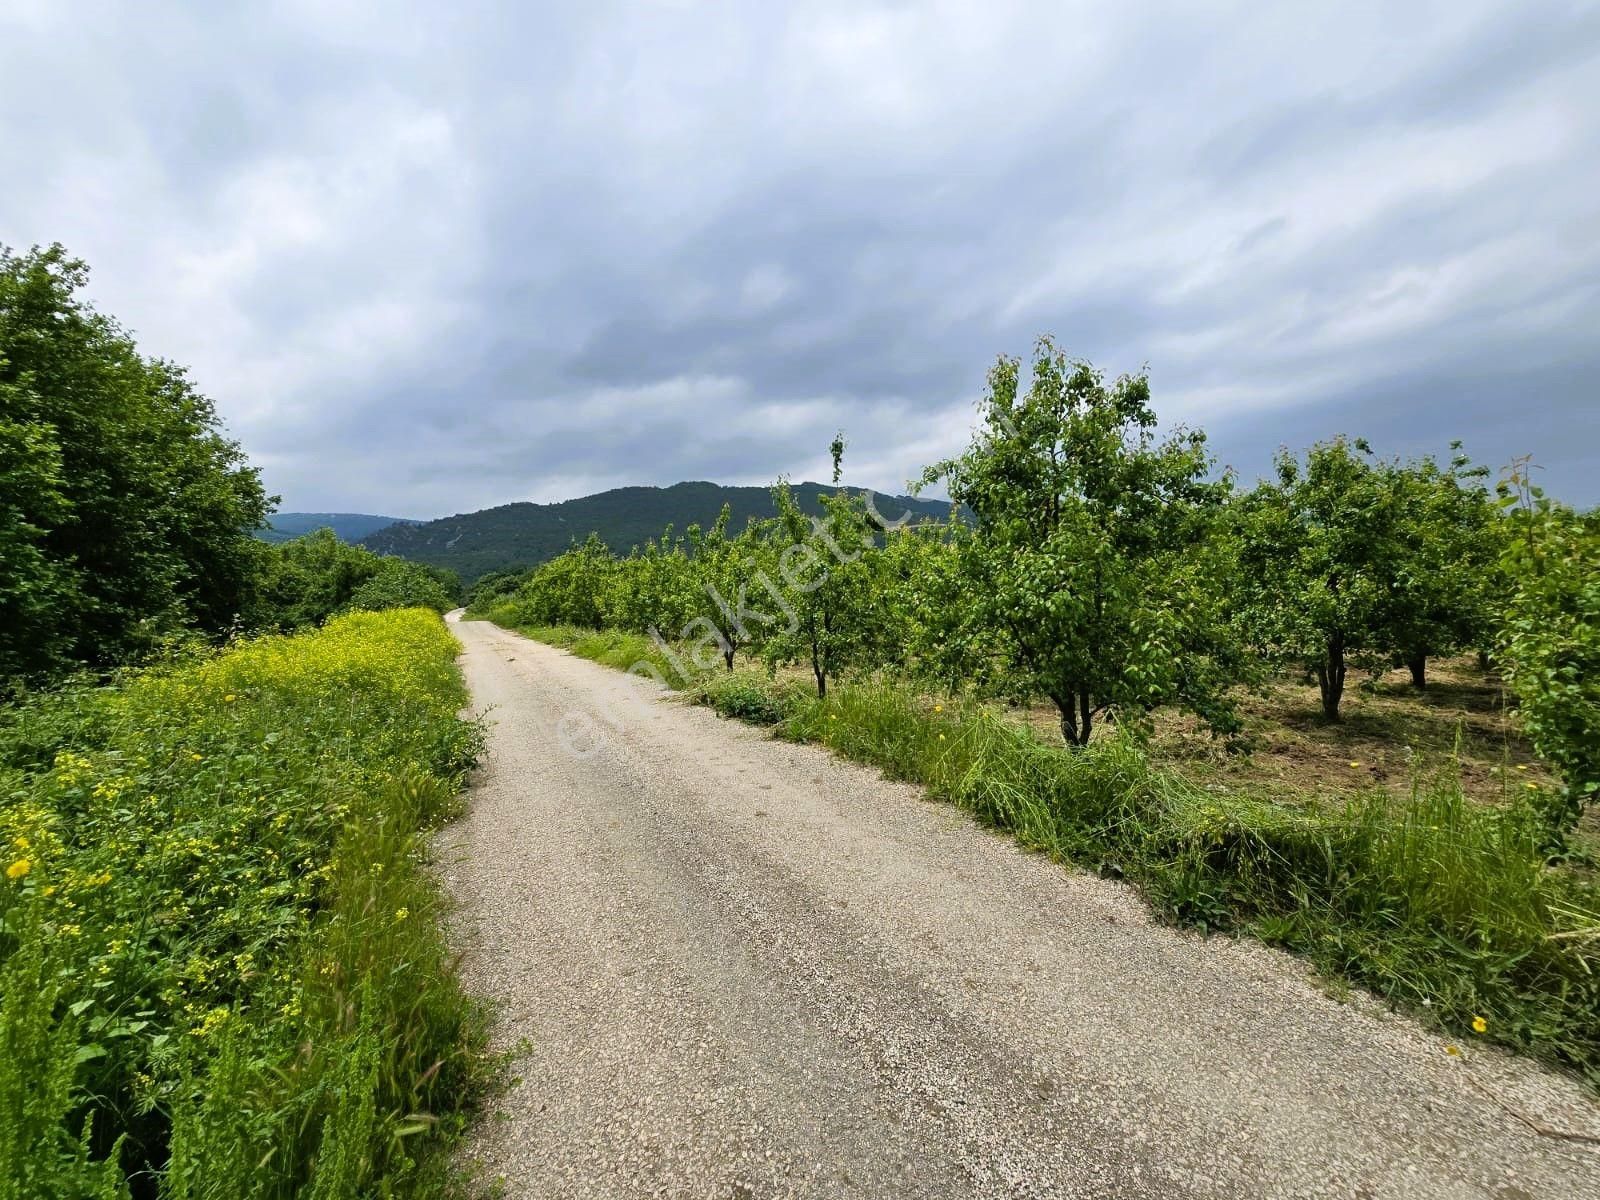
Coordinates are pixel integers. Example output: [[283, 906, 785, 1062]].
[[1498, 465, 1600, 844], [0, 609, 485, 1198], [346, 560, 458, 615], [249, 529, 461, 630], [692, 672, 806, 725]]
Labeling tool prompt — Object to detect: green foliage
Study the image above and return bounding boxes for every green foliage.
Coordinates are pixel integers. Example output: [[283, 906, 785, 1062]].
[[346, 560, 459, 616], [756, 478, 889, 697], [1239, 439, 1507, 718], [0, 609, 485, 1197], [685, 505, 763, 670], [1497, 463, 1600, 844], [249, 529, 460, 630], [1380, 446, 1501, 688], [0, 244, 271, 685], [499, 534, 619, 629], [919, 339, 1242, 745], [0, 899, 129, 1200], [1237, 438, 1403, 720]]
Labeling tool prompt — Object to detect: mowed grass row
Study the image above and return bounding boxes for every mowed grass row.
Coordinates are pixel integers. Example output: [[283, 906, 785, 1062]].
[[491, 615, 1600, 1090], [0, 609, 485, 1200]]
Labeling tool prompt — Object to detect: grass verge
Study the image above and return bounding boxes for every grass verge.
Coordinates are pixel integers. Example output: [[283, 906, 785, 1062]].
[[495, 616, 1600, 1091], [0, 608, 487, 1199]]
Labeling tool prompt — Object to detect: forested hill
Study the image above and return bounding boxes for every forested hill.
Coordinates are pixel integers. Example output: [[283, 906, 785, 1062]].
[[259, 512, 417, 543], [357, 480, 956, 580]]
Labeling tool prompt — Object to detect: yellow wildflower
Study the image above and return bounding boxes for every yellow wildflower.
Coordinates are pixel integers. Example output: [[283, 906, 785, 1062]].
[[224, 694, 237, 703], [1472, 1015, 1487, 1034], [192, 1007, 231, 1038], [395, 907, 410, 922], [6, 858, 30, 880], [12, 835, 29, 850], [934, 704, 943, 713], [938, 733, 946, 741], [1347, 761, 1361, 768], [1445, 1045, 1460, 1057], [190, 753, 203, 762]]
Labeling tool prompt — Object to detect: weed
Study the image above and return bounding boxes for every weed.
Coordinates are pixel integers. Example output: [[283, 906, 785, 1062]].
[[0, 609, 488, 1198]]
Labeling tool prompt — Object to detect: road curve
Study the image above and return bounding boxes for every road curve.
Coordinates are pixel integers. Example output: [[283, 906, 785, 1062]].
[[439, 615, 1599, 1199]]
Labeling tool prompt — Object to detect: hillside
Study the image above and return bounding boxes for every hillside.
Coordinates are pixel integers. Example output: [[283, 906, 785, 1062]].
[[259, 512, 416, 544], [358, 481, 957, 579]]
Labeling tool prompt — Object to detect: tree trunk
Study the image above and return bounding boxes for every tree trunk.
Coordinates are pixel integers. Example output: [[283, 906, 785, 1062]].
[[1407, 651, 1427, 690], [1315, 633, 1346, 721], [1052, 692, 1092, 746], [1477, 648, 1491, 672], [812, 641, 826, 698], [723, 646, 735, 672]]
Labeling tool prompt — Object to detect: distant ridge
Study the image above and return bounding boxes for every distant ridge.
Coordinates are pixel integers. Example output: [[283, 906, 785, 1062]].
[[357, 480, 957, 580], [258, 513, 418, 544]]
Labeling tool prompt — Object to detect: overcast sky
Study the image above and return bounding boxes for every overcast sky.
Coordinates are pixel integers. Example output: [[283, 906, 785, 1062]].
[[3, 1, 1596, 516]]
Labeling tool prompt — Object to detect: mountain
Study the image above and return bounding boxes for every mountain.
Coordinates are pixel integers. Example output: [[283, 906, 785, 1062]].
[[357, 481, 958, 580], [258, 513, 417, 544]]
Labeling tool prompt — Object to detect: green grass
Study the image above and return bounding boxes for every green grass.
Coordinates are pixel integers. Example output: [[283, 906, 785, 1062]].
[[0, 609, 488, 1199], [508, 622, 1600, 1090], [471, 611, 703, 688]]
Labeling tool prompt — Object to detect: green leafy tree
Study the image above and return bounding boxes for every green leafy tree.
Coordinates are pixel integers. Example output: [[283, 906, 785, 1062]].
[[920, 341, 1240, 745], [0, 409, 76, 679], [686, 505, 759, 671], [1497, 460, 1599, 845], [509, 533, 617, 628], [1381, 446, 1502, 689], [759, 439, 888, 698], [1236, 438, 1407, 721], [0, 244, 271, 681], [874, 517, 962, 679], [605, 527, 701, 635]]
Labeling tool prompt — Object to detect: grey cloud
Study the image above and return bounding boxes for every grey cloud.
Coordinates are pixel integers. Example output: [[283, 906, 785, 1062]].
[[2, 0, 1596, 515]]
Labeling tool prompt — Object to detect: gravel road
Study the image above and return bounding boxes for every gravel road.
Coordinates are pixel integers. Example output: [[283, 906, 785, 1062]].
[[439, 614, 1599, 1199]]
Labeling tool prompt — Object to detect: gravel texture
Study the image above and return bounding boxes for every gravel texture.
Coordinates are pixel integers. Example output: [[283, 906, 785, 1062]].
[[440, 614, 1600, 1199]]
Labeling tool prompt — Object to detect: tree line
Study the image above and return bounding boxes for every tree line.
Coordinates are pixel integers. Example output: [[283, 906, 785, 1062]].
[[0, 244, 459, 689], [475, 339, 1596, 843]]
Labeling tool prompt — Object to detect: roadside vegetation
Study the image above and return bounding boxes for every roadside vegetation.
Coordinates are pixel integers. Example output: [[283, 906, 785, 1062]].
[[3, 246, 485, 1195], [1, 244, 462, 696], [471, 339, 1600, 1087], [1, 610, 485, 1198]]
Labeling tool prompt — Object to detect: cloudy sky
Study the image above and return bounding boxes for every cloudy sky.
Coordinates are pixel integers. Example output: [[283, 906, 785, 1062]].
[[3, 1, 1597, 515]]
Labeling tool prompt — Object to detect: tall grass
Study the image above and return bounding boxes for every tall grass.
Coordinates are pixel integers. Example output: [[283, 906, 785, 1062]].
[[486, 619, 705, 688], [699, 672, 1600, 1086], [0, 609, 487, 1199]]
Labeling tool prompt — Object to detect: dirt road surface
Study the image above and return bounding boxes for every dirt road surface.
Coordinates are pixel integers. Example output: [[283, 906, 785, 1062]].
[[440, 614, 1600, 1199]]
